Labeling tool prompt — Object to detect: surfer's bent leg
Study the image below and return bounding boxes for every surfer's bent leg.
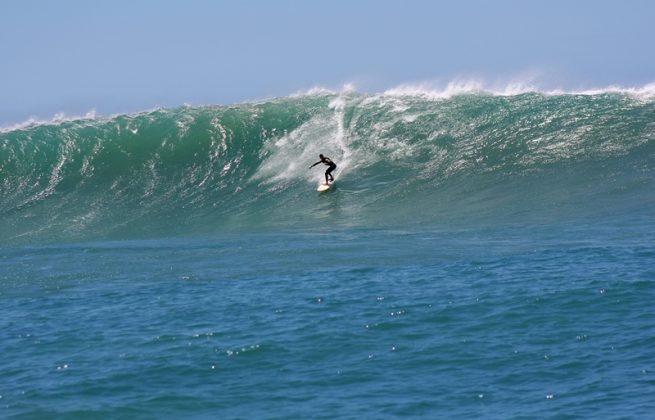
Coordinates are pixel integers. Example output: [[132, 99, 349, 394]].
[[326, 164, 336, 182]]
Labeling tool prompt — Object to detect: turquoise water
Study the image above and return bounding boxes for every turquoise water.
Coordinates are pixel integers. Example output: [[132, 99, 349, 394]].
[[1, 90, 655, 417]]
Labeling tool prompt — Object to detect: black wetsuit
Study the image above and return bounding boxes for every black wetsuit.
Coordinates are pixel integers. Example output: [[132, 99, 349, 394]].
[[323, 157, 336, 182], [310, 156, 337, 184]]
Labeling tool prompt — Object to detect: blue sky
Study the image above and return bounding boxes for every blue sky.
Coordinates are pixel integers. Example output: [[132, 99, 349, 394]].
[[1, 0, 654, 125]]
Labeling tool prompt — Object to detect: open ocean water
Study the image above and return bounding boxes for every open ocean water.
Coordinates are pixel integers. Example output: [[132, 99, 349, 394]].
[[1, 87, 655, 418]]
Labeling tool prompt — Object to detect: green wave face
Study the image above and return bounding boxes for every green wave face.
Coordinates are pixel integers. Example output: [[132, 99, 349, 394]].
[[1, 91, 654, 244]]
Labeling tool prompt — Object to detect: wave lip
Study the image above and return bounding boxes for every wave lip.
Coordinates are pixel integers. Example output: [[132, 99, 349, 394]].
[[3, 80, 655, 133], [383, 80, 655, 100], [553, 82, 655, 99], [0, 110, 100, 134], [383, 79, 540, 99]]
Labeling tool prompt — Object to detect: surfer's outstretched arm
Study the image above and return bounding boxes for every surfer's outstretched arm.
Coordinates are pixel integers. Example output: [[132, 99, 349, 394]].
[[309, 161, 321, 169]]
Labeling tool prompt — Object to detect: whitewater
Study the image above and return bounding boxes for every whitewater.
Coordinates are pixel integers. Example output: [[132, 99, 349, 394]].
[[1, 86, 654, 418]]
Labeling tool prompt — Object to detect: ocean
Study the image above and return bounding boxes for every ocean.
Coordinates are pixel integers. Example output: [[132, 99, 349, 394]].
[[1, 87, 654, 418]]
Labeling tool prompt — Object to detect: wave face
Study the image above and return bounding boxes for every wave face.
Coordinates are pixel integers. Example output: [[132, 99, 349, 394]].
[[2, 90, 654, 244]]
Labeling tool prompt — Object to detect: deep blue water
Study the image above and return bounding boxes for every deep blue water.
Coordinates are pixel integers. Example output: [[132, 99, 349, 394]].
[[2, 220, 655, 418]]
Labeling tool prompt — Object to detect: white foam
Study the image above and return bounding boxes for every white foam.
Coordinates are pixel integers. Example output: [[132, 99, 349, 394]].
[[0, 107, 172, 134], [291, 83, 356, 98], [383, 77, 545, 99], [254, 92, 356, 185], [547, 82, 655, 99], [3, 79, 653, 134], [290, 86, 336, 97], [384, 80, 487, 99], [1, 109, 98, 133], [382, 79, 655, 100]]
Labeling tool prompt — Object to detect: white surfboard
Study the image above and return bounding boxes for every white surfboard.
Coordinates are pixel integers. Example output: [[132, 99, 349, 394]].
[[317, 181, 334, 192]]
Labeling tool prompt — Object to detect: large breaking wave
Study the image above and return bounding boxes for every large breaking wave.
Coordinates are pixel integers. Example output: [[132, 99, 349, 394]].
[[1, 86, 654, 244]]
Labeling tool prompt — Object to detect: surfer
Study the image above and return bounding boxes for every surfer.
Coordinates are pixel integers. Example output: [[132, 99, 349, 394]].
[[309, 154, 337, 185]]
